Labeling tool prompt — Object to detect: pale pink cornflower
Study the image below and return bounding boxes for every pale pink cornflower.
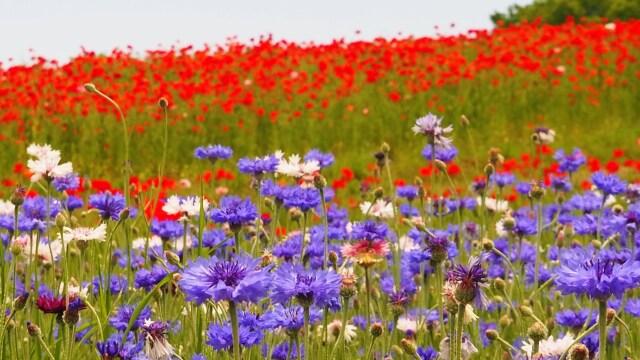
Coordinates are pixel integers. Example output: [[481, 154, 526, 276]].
[[341, 239, 390, 268]]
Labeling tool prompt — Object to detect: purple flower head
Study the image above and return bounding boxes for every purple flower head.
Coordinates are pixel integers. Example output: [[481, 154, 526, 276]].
[[625, 298, 640, 318], [417, 346, 439, 360], [283, 187, 321, 212], [150, 219, 184, 240], [490, 172, 516, 188], [89, 192, 126, 221], [304, 149, 335, 168], [271, 263, 341, 307], [260, 179, 289, 202], [396, 185, 419, 202], [421, 144, 458, 163], [96, 340, 120, 359], [92, 275, 128, 296], [554, 148, 586, 173], [426, 235, 450, 263], [134, 264, 171, 291], [237, 154, 279, 178], [470, 179, 487, 194], [206, 321, 263, 351], [447, 254, 489, 308], [411, 113, 453, 149], [555, 309, 595, 329], [555, 249, 640, 300], [591, 171, 627, 196], [264, 342, 304, 360], [550, 176, 572, 192], [194, 144, 233, 164], [350, 220, 388, 241], [22, 196, 61, 221], [567, 191, 603, 213], [109, 304, 152, 332], [210, 197, 257, 232], [262, 305, 321, 332], [179, 255, 271, 304], [65, 196, 84, 212], [52, 172, 80, 192], [515, 181, 532, 195]]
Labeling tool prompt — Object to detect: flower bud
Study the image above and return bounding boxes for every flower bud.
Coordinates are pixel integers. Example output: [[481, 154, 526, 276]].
[[529, 182, 546, 200], [381, 142, 391, 154], [172, 273, 182, 282], [158, 98, 169, 109], [10, 243, 23, 257], [485, 329, 498, 342], [414, 177, 423, 187], [499, 315, 513, 328], [435, 160, 447, 172], [314, 174, 327, 190], [460, 115, 470, 127], [328, 251, 338, 267], [12, 292, 29, 311], [289, 208, 303, 222], [119, 208, 130, 220], [373, 187, 384, 199], [493, 278, 506, 292], [502, 214, 516, 230], [569, 344, 589, 360], [340, 285, 357, 299], [484, 163, 495, 177], [546, 317, 555, 334], [606, 308, 616, 325], [55, 213, 66, 228], [83, 83, 97, 93], [10, 185, 26, 206], [370, 323, 384, 338], [612, 204, 624, 215], [26, 322, 42, 338], [519, 305, 533, 318], [391, 345, 404, 356], [400, 339, 418, 358], [527, 322, 548, 342], [63, 308, 80, 326], [165, 251, 181, 267], [482, 238, 494, 251]]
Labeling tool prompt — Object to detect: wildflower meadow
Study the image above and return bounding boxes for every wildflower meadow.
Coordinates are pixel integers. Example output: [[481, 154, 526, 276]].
[[1, 18, 640, 360]]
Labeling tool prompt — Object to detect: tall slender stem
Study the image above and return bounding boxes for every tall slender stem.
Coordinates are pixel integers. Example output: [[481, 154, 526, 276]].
[[599, 300, 607, 360], [455, 303, 465, 360], [229, 300, 241, 360], [304, 306, 311, 360], [534, 200, 543, 290]]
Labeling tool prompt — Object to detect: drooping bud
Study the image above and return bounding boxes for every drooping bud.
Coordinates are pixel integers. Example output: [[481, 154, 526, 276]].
[[83, 83, 97, 93], [400, 339, 418, 358], [485, 329, 498, 342], [435, 160, 447, 172], [519, 305, 534, 318], [606, 308, 616, 325], [482, 238, 494, 251], [165, 251, 181, 267]]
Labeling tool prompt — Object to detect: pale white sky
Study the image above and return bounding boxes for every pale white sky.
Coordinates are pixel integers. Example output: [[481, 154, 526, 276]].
[[1, 0, 531, 64]]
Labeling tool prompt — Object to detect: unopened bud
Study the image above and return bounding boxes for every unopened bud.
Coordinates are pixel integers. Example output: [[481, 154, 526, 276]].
[[391, 345, 404, 356], [158, 98, 169, 109], [460, 115, 470, 127], [435, 160, 447, 172], [485, 329, 498, 342], [502, 215, 516, 230], [612, 204, 624, 215], [381, 142, 391, 154], [519, 305, 533, 317], [119, 208, 130, 220], [55, 213, 66, 228], [172, 273, 182, 282], [328, 251, 338, 267], [529, 182, 546, 200], [546, 317, 555, 334], [482, 238, 494, 251], [606, 308, 616, 324], [527, 322, 548, 342], [484, 163, 495, 177], [493, 278, 506, 292], [26, 322, 42, 338], [314, 174, 327, 190], [400, 339, 418, 358], [373, 187, 384, 199], [10, 185, 26, 206], [370, 323, 384, 338], [12, 292, 29, 311], [499, 314, 513, 328], [414, 177, 423, 187], [165, 251, 181, 266], [569, 344, 589, 360], [83, 83, 97, 93], [289, 208, 303, 222]]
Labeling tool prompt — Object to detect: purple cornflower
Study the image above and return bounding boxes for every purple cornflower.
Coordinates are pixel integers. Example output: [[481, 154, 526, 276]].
[[109, 304, 152, 331], [470, 179, 487, 194], [52, 172, 80, 192], [264, 342, 304, 360], [194, 144, 233, 164], [567, 191, 603, 213], [65, 195, 84, 211], [490, 172, 516, 188], [141, 319, 175, 359], [150, 219, 184, 240], [304, 149, 335, 168], [553, 148, 586, 173], [89, 192, 126, 221], [426, 235, 451, 263], [350, 220, 388, 241], [237, 154, 279, 178], [260, 179, 289, 203], [396, 185, 419, 202], [210, 197, 257, 232], [271, 263, 341, 307], [283, 187, 321, 212], [134, 264, 171, 291], [411, 113, 453, 149], [555, 250, 640, 300], [421, 144, 458, 163], [625, 298, 640, 318], [95, 340, 120, 359], [206, 321, 263, 351], [22, 196, 61, 221], [515, 182, 532, 196], [179, 255, 271, 305], [591, 171, 627, 196], [555, 309, 594, 329], [447, 254, 489, 308], [262, 305, 321, 333], [417, 346, 439, 360], [550, 176, 572, 192], [92, 275, 128, 295]]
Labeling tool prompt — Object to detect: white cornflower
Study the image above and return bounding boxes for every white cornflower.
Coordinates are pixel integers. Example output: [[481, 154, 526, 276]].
[[323, 319, 357, 343], [63, 223, 107, 242], [26, 143, 55, 158], [276, 154, 320, 178], [360, 199, 394, 219], [439, 336, 478, 360], [521, 333, 574, 357], [141, 319, 175, 360], [533, 127, 556, 144], [476, 197, 509, 213], [411, 113, 453, 149], [58, 282, 89, 299], [0, 200, 15, 215], [463, 304, 479, 324], [29, 239, 62, 265], [27, 149, 73, 182], [132, 235, 163, 250], [162, 195, 209, 217], [396, 316, 419, 333], [397, 235, 420, 252]]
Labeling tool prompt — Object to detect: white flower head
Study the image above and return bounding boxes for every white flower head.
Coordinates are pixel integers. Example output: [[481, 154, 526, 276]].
[[396, 316, 419, 333], [0, 200, 15, 216], [276, 154, 320, 178], [533, 127, 556, 145], [162, 195, 209, 217], [439, 335, 478, 360], [63, 223, 107, 242], [360, 199, 394, 219], [30, 239, 62, 265], [27, 149, 73, 183], [132, 235, 163, 251], [323, 319, 357, 343], [521, 333, 574, 357], [26, 143, 55, 158], [477, 196, 509, 213], [142, 319, 175, 360], [397, 235, 420, 252]]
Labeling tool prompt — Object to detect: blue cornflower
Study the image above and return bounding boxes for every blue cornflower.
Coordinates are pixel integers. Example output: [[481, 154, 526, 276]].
[[411, 113, 453, 149], [150, 219, 184, 240], [134, 264, 171, 291], [625, 298, 640, 318], [591, 171, 627, 196], [550, 176, 572, 192], [304, 149, 335, 168], [65, 196, 84, 211], [89, 192, 126, 220], [109, 304, 152, 331], [350, 220, 388, 241], [422, 144, 458, 163], [262, 305, 321, 332], [272, 234, 303, 261], [260, 179, 289, 202], [426, 235, 451, 263], [92, 275, 128, 296], [52, 172, 80, 192], [490, 172, 516, 188], [417, 346, 439, 360], [271, 263, 341, 307], [283, 187, 321, 212], [553, 148, 586, 173], [206, 321, 262, 351], [515, 182, 532, 196], [399, 203, 420, 217], [555, 309, 595, 329], [396, 185, 419, 202], [567, 191, 603, 213], [210, 198, 257, 232], [200, 229, 234, 249], [194, 144, 233, 164], [470, 179, 487, 194], [237, 154, 279, 178], [96, 340, 120, 359], [264, 341, 304, 360], [22, 196, 61, 221], [446, 254, 489, 308], [555, 249, 640, 300], [179, 255, 271, 305]]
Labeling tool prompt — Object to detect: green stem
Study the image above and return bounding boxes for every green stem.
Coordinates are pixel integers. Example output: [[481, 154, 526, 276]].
[[435, 263, 445, 338], [304, 306, 310, 360], [534, 200, 542, 290], [596, 196, 607, 242], [364, 267, 372, 332], [182, 220, 188, 265], [299, 212, 308, 265], [36, 334, 55, 360], [449, 311, 456, 360], [330, 297, 350, 360], [599, 300, 607, 360], [455, 304, 465, 360], [229, 301, 241, 360]]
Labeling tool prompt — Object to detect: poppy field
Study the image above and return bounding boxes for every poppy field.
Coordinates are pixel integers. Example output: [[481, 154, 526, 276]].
[[1, 18, 640, 360]]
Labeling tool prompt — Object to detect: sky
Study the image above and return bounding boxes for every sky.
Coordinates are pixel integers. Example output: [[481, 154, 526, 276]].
[[1, 0, 531, 64]]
